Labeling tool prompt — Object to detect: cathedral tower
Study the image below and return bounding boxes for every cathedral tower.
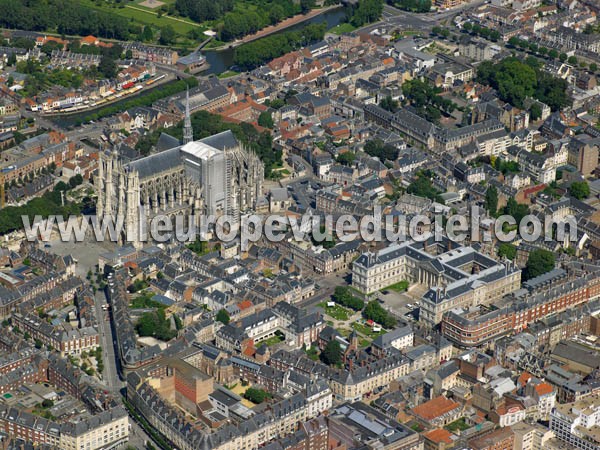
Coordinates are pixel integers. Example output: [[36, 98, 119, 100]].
[[183, 87, 193, 145]]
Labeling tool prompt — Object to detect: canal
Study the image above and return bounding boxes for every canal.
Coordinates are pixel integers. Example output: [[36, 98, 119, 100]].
[[201, 6, 348, 75], [49, 7, 348, 128]]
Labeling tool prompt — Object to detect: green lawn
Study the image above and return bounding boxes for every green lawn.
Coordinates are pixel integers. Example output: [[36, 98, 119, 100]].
[[410, 423, 424, 432], [217, 70, 239, 79], [352, 322, 385, 338], [129, 291, 165, 309], [318, 302, 352, 321], [261, 334, 284, 347], [77, 0, 201, 35], [445, 418, 469, 432], [329, 22, 357, 35], [384, 280, 409, 293], [337, 328, 352, 338]]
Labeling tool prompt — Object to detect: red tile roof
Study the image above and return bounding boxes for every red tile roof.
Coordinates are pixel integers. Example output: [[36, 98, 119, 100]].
[[411, 396, 461, 421], [424, 428, 454, 444]]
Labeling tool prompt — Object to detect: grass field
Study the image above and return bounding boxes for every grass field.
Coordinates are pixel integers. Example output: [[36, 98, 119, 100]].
[[329, 23, 356, 35], [77, 0, 201, 35], [217, 70, 239, 79], [261, 334, 285, 347], [352, 322, 385, 338], [384, 280, 409, 293], [318, 302, 352, 321]]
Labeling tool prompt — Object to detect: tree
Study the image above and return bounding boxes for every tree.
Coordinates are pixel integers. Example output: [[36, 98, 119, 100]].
[[569, 181, 590, 200], [567, 56, 578, 65], [477, 57, 570, 111], [529, 103, 542, 121], [332, 286, 364, 311], [363, 300, 395, 328], [484, 186, 498, 216], [407, 174, 443, 203], [300, 0, 315, 14], [498, 243, 516, 260], [559, 53, 567, 62], [173, 314, 183, 330], [321, 339, 342, 366], [364, 139, 399, 161], [548, 49, 558, 59], [233, 22, 327, 70], [349, 0, 384, 27], [523, 249, 555, 281], [477, 58, 536, 108], [379, 95, 399, 112], [159, 25, 176, 45], [98, 56, 117, 79], [258, 111, 273, 129], [337, 152, 356, 166], [393, 0, 430, 12], [243, 387, 272, 404], [216, 309, 230, 325], [503, 197, 530, 224], [69, 174, 83, 189], [41, 399, 54, 408], [590, 63, 598, 73]]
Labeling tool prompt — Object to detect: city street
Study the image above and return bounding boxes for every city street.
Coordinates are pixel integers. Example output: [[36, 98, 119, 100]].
[[94, 289, 122, 394]]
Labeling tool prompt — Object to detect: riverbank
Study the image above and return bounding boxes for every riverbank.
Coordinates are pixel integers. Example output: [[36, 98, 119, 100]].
[[209, 5, 341, 52], [46, 77, 196, 128]]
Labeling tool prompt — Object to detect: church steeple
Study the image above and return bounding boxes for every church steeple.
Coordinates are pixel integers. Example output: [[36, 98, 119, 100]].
[[183, 87, 193, 145]]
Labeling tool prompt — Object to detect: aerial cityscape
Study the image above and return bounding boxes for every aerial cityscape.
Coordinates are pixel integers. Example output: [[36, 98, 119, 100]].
[[0, 0, 599, 449]]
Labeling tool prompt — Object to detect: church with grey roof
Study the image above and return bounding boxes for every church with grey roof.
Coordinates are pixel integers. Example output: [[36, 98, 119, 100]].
[[95, 91, 264, 248]]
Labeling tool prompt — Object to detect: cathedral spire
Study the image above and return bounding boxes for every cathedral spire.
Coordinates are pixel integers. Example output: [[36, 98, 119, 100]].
[[183, 87, 193, 145]]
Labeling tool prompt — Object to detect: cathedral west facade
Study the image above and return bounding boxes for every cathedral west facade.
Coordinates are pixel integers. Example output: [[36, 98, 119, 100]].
[[95, 93, 264, 248]]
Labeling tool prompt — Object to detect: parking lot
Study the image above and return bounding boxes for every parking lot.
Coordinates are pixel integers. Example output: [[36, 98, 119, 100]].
[[45, 233, 117, 277], [376, 284, 428, 321]]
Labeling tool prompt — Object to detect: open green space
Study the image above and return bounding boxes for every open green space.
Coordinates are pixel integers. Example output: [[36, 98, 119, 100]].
[[217, 70, 240, 79], [318, 302, 352, 321], [445, 418, 469, 432], [261, 334, 285, 347], [351, 322, 385, 338], [329, 22, 356, 35], [77, 0, 201, 35], [384, 280, 409, 293]]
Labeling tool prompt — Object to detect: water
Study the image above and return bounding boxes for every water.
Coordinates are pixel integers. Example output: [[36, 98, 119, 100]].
[[50, 7, 348, 128], [202, 6, 348, 75]]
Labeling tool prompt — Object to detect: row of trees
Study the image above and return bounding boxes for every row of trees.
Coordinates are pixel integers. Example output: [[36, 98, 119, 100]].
[[389, 0, 430, 13], [220, 0, 314, 42], [363, 300, 396, 328], [0, 0, 131, 40], [507, 37, 597, 72], [461, 22, 501, 42], [233, 22, 327, 71], [175, 0, 235, 23], [477, 57, 571, 111]]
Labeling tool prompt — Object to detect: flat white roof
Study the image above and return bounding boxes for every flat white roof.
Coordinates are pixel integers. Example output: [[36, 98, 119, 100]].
[[181, 140, 220, 160]]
